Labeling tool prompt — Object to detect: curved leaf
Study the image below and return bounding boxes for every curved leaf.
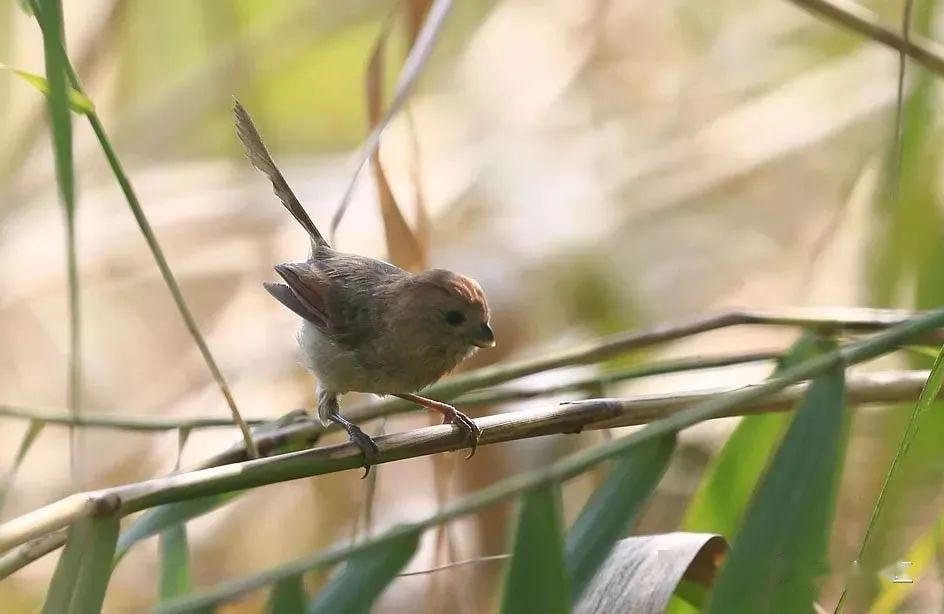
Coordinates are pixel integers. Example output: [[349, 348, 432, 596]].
[[501, 483, 569, 614], [566, 433, 677, 600], [576, 533, 726, 614], [115, 493, 238, 562], [706, 365, 849, 613], [267, 574, 306, 613], [43, 515, 119, 614], [683, 333, 835, 539], [159, 524, 191, 601], [308, 526, 419, 614]]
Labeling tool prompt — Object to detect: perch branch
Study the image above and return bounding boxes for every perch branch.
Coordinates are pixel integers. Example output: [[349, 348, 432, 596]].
[[0, 351, 779, 431], [196, 307, 931, 468], [0, 367, 937, 562]]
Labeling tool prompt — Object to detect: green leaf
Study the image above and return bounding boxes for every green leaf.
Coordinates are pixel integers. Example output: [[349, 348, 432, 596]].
[[501, 483, 569, 614], [0, 419, 45, 513], [565, 434, 676, 600], [308, 525, 419, 614], [706, 365, 848, 613], [34, 0, 75, 204], [841, 342, 944, 608], [115, 493, 238, 562], [43, 515, 120, 614], [682, 333, 835, 539], [0, 63, 93, 113], [267, 574, 306, 614], [159, 524, 191, 601]]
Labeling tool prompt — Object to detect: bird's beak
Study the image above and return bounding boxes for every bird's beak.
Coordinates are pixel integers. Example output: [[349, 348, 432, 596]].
[[473, 323, 496, 348]]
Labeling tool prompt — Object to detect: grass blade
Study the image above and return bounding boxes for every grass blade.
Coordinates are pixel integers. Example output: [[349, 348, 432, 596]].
[[501, 483, 569, 614], [308, 526, 420, 614], [565, 434, 676, 601], [26, 0, 258, 460], [329, 0, 453, 241], [706, 365, 848, 613], [682, 333, 835, 539], [42, 518, 91, 613], [267, 574, 306, 613], [68, 515, 119, 613], [0, 63, 93, 112], [837, 342, 944, 609], [115, 493, 237, 562], [42, 515, 119, 613], [366, 17, 426, 271], [34, 0, 81, 481], [0, 419, 45, 514], [159, 524, 191, 601]]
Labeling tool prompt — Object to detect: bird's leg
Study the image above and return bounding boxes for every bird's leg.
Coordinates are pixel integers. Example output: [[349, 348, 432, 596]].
[[320, 391, 379, 478], [394, 393, 482, 459]]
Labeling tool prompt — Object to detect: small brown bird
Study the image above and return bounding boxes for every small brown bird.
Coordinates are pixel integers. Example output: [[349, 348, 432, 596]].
[[234, 99, 494, 474]]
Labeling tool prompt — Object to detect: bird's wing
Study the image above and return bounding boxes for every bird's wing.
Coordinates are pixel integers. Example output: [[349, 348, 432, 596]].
[[233, 98, 329, 252], [267, 262, 331, 331], [267, 253, 408, 347], [318, 253, 408, 347]]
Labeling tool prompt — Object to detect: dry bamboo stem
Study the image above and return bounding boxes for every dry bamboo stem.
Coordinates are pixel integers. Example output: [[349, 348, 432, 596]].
[[0, 368, 934, 559]]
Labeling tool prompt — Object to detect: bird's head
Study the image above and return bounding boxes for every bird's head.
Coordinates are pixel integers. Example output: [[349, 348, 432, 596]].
[[404, 269, 495, 352]]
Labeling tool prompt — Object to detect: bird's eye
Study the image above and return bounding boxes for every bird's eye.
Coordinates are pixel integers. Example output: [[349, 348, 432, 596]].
[[443, 310, 466, 326]]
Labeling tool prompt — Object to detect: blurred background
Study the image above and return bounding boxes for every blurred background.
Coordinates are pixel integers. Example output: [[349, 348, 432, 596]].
[[1, 0, 942, 611]]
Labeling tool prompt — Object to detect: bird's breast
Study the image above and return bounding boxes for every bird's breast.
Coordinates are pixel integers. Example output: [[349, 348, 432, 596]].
[[297, 320, 470, 394]]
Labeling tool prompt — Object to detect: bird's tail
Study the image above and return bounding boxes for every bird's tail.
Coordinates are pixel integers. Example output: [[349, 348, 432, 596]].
[[233, 98, 329, 252]]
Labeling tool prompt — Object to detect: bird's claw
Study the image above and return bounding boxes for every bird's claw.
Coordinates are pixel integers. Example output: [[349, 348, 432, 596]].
[[343, 423, 380, 478], [442, 408, 482, 459]]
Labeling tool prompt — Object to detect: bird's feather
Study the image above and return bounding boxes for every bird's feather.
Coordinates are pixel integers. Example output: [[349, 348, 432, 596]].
[[233, 98, 329, 252]]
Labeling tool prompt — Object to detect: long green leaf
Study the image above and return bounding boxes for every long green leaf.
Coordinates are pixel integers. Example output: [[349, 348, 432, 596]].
[[69, 516, 119, 613], [43, 515, 119, 613], [501, 483, 569, 614], [706, 365, 848, 613], [43, 518, 92, 613], [565, 434, 676, 600], [682, 333, 835, 539], [839, 342, 944, 609], [0, 63, 93, 112], [308, 526, 419, 614], [159, 524, 191, 601], [115, 493, 237, 562], [34, 0, 80, 482], [267, 574, 307, 614]]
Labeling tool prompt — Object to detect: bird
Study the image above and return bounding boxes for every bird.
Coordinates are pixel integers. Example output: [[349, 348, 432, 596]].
[[233, 99, 495, 475]]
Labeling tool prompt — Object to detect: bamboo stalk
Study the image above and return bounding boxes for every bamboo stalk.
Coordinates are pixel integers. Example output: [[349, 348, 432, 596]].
[[196, 307, 931, 468], [0, 367, 937, 580], [0, 351, 778, 431], [785, 0, 944, 77], [0, 367, 936, 560]]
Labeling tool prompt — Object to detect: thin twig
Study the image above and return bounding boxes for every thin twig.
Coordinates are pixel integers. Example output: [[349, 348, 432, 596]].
[[329, 0, 453, 242], [398, 554, 509, 578], [0, 351, 778, 431], [784, 0, 944, 77], [0, 405, 267, 431]]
